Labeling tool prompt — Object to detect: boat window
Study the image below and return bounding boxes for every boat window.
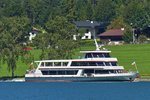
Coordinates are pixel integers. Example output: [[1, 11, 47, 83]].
[[71, 61, 116, 66], [80, 62, 87, 66], [41, 62, 44, 66], [66, 70, 78, 75], [92, 53, 104, 58], [105, 62, 111, 66], [49, 71, 57, 75], [88, 53, 111, 58], [42, 70, 78, 75], [63, 62, 68, 66], [71, 61, 106, 66], [111, 62, 117, 66], [71, 62, 87, 66], [85, 53, 92, 58], [45, 62, 53, 66], [96, 62, 104, 66], [95, 70, 109, 74], [88, 62, 97, 66], [84, 69, 94, 73], [54, 62, 61, 66], [109, 70, 115, 73], [71, 62, 79, 66], [41, 71, 49, 75], [58, 71, 66, 75], [104, 53, 110, 57]]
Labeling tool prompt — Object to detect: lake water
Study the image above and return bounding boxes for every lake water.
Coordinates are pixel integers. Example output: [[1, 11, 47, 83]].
[[0, 82, 150, 100]]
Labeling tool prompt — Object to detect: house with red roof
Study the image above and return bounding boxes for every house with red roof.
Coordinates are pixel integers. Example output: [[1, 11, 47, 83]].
[[98, 28, 124, 45]]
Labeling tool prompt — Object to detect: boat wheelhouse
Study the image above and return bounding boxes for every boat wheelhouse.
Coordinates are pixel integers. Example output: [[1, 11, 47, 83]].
[[80, 50, 111, 58]]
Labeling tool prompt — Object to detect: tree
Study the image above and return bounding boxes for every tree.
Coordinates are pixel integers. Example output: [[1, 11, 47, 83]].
[[123, 1, 150, 29], [123, 26, 133, 43], [33, 16, 78, 60], [107, 16, 126, 30], [86, 0, 94, 20], [138, 35, 147, 44], [24, 0, 41, 25], [24, 0, 62, 25], [0, 16, 30, 78], [0, 0, 25, 17], [32, 25, 50, 59], [62, 0, 77, 21], [94, 0, 116, 22], [144, 0, 150, 25], [46, 16, 78, 59], [75, 0, 88, 20]]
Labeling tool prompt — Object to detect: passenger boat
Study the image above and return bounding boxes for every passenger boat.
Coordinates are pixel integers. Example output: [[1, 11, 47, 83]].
[[25, 40, 139, 82]]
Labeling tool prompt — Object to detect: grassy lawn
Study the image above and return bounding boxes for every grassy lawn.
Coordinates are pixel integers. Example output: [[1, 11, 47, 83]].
[[0, 41, 150, 77], [73, 43, 150, 76], [0, 49, 42, 77], [106, 44, 150, 75]]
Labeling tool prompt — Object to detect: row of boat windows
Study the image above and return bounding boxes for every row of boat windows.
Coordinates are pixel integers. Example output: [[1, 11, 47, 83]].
[[40, 61, 117, 67], [41, 70, 122, 75], [41, 62, 68, 66], [84, 69, 122, 74], [71, 62, 117, 66], [41, 70, 78, 75], [85, 53, 110, 58]]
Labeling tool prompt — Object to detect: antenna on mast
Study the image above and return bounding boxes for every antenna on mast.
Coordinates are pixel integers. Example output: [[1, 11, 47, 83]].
[[94, 39, 100, 51], [91, 20, 103, 51], [94, 39, 104, 51]]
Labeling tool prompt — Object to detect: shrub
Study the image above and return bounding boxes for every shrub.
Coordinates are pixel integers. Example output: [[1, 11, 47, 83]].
[[138, 35, 147, 44]]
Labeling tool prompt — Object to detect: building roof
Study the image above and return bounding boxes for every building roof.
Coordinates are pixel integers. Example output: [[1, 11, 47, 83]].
[[98, 29, 124, 37], [73, 20, 105, 28]]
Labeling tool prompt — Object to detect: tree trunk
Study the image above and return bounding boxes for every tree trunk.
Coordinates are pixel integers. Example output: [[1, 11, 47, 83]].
[[12, 67, 14, 78]]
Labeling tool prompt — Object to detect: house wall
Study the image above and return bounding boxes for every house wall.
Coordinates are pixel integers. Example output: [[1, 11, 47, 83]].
[[100, 36, 123, 41]]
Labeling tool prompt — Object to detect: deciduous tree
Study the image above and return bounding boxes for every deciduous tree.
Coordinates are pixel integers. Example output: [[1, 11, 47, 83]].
[[0, 16, 29, 77], [33, 16, 78, 59], [94, 0, 116, 22], [123, 1, 150, 29]]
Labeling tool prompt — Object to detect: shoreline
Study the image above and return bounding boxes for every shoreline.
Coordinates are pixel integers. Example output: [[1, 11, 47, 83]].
[[0, 78, 150, 82], [137, 78, 150, 82]]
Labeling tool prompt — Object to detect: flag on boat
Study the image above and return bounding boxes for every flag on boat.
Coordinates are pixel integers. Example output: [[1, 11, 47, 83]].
[[131, 61, 136, 66], [131, 61, 139, 72]]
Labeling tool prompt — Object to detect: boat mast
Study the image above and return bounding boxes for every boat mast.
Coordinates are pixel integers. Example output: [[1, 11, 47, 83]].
[[91, 20, 101, 51], [94, 39, 100, 51]]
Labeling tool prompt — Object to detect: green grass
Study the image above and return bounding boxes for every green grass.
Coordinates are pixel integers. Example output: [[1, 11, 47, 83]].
[[0, 42, 150, 77], [0, 60, 27, 77], [0, 49, 42, 77], [105, 44, 150, 75], [73, 43, 150, 75]]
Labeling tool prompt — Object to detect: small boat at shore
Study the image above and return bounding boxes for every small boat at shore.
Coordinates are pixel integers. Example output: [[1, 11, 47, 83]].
[[25, 40, 139, 82]]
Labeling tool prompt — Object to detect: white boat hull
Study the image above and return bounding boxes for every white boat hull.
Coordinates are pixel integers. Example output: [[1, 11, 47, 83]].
[[25, 72, 139, 82]]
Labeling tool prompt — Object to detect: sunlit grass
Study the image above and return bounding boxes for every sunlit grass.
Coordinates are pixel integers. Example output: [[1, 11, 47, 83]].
[[106, 44, 150, 75]]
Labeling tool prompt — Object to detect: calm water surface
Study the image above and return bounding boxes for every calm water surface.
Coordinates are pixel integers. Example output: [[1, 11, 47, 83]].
[[0, 82, 150, 100]]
